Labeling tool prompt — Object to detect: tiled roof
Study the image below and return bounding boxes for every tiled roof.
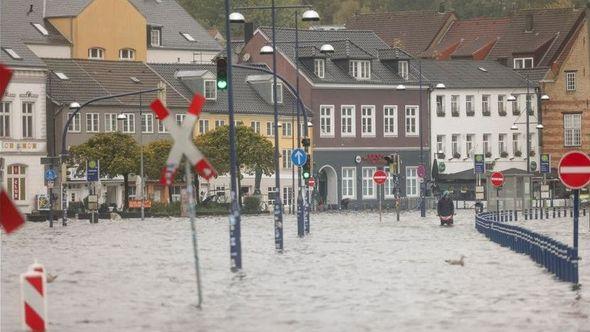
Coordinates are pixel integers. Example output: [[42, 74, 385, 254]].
[[487, 8, 585, 67], [419, 60, 533, 89], [345, 10, 456, 55], [256, 27, 424, 85], [148, 63, 300, 116], [427, 17, 511, 59], [43, 58, 188, 107]]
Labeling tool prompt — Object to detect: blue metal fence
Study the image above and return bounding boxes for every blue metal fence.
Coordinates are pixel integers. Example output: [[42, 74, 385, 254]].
[[475, 211, 579, 284]]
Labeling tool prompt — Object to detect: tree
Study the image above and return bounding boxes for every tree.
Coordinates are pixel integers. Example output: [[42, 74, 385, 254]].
[[195, 125, 274, 196], [69, 132, 139, 210]]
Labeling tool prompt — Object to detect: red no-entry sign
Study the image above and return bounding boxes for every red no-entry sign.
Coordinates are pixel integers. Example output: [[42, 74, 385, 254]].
[[373, 170, 388, 185], [491, 172, 504, 188], [307, 177, 316, 187], [558, 151, 590, 190]]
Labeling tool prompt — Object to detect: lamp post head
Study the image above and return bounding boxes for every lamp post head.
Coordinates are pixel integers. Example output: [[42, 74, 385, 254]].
[[536, 123, 544, 129], [541, 94, 550, 101], [435, 83, 446, 89], [507, 95, 517, 102], [69, 102, 80, 110], [396, 84, 407, 91], [260, 45, 274, 55], [117, 113, 127, 120], [307, 121, 313, 127], [229, 12, 245, 23], [510, 124, 518, 131], [320, 44, 334, 54], [302, 9, 320, 22]]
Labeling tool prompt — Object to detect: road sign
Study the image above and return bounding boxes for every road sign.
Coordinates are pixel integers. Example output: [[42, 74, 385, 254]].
[[490, 172, 504, 188], [540, 153, 551, 174], [417, 164, 426, 178], [474, 154, 485, 174], [291, 148, 307, 167], [44, 169, 57, 181], [308, 177, 316, 187], [86, 160, 99, 182], [40, 156, 60, 165], [558, 151, 590, 189], [373, 170, 388, 185]]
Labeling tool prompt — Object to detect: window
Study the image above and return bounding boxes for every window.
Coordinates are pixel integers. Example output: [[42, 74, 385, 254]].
[[342, 167, 356, 199], [482, 95, 490, 115], [452, 134, 460, 158], [122, 113, 135, 133], [105, 114, 117, 132], [405, 167, 418, 197], [384, 167, 395, 198], [67, 112, 81, 132], [55, 72, 68, 80], [398, 61, 409, 80], [7, 165, 26, 201], [498, 95, 506, 115], [250, 121, 260, 134], [282, 149, 292, 169], [405, 106, 419, 136], [314, 59, 325, 78], [158, 120, 168, 133], [267, 187, 278, 205], [32, 23, 49, 36], [466, 134, 474, 158], [150, 28, 161, 47], [88, 48, 104, 60], [451, 95, 459, 116], [272, 83, 283, 104], [0, 102, 10, 137], [282, 122, 292, 137], [319, 105, 334, 137], [341, 105, 355, 137], [349, 60, 371, 80], [176, 114, 186, 126], [384, 106, 398, 136], [498, 134, 507, 155], [86, 113, 99, 133], [514, 57, 533, 69], [564, 113, 582, 147], [361, 105, 375, 137], [170, 186, 181, 202], [511, 95, 520, 115], [436, 95, 445, 116], [215, 120, 226, 129], [199, 119, 209, 134], [436, 135, 446, 155], [512, 133, 521, 155], [204, 80, 217, 100], [181, 32, 196, 42], [141, 114, 154, 133], [21, 102, 33, 138], [119, 48, 135, 61], [266, 121, 274, 136], [283, 187, 293, 206], [2, 47, 21, 60], [362, 167, 376, 199], [464, 95, 474, 116], [566, 71, 576, 91], [483, 134, 492, 156]]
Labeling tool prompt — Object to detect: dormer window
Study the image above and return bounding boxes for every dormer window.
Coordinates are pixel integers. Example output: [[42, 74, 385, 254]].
[[88, 48, 104, 60], [514, 57, 533, 69], [119, 48, 135, 61], [272, 83, 283, 104], [398, 61, 409, 80], [314, 59, 325, 78], [204, 80, 217, 100], [150, 27, 162, 47], [349, 60, 371, 80]]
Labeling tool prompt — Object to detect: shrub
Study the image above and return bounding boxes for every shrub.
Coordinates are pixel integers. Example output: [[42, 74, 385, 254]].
[[500, 151, 509, 158], [514, 150, 522, 157], [485, 152, 492, 158], [68, 201, 85, 214], [151, 201, 181, 216], [243, 196, 261, 214], [453, 152, 461, 159]]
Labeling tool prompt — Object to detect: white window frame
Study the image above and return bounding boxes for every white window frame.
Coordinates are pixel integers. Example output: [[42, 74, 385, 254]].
[[384, 166, 396, 199], [199, 119, 209, 134], [314, 58, 325, 78], [86, 113, 99, 133], [465, 95, 474, 115], [405, 166, 418, 197], [498, 134, 507, 154], [451, 95, 459, 115], [497, 95, 506, 115], [466, 134, 474, 158], [483, 134, 492, 156], [88, 48, 104, 60], [204, 80, 217, 100], [436, 95, 445, 115], [398, 61, 409, 80], [452, 134, 460, 157], [250, 121, 261, 134], [349, 60, 371, 80], [158, 119, 168, 133], [281, 121, 292, 137], [150, 28, 161, 47], [341, 167, 356, 199], [404, 105, 419, 136], [436, 135, 446, 154], [0, 102, 10, 137], [514, 57, 534, 69], [141, 113, 154, 133], [564, 113, 582, 147], [67, 112, 81, 133], [21, 102, 34, 138], [361, 105, 376, 137], [482, 95, 490, 115], [340, 105, 356, 137], [362, 167, 376, 199], [176, 114, 186, 126], [119, 48, 135, 61], [266, 121, 274, 136], [383, 105, 398, 137], [105, 113, 117, 132], [282, 149, 293, 169], [215, 120, 226, 129], [319, 105, 334, 137], [122, 113, 135, 133], [566, 71, 576, 91], [512, 133, 521, 155]]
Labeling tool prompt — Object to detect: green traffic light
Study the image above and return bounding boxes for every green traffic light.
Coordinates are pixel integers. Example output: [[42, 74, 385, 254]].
[[217, 80, 228, 90], [303, 171, 310, 179]]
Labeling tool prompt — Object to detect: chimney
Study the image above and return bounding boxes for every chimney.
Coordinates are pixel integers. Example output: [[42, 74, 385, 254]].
[[244, 22, 254, 44], [43, 0, 47, 18], [525, 13, 534, 32]]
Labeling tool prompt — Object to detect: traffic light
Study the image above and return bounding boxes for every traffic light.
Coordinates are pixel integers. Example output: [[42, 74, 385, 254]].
[[216, 57, 228, 91], [302, 156, 311, 180], [384, 154, 401, 174], [301, 138, 311, 148]]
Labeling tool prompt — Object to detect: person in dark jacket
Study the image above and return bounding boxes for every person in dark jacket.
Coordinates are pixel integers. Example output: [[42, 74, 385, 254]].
[[437, 191, 454, 217]]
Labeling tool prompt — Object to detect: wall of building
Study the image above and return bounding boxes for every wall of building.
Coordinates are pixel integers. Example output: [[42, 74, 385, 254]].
[[48, 17, 73, 42], [147, 50, 219, 64], [27, 44, 71, 59]]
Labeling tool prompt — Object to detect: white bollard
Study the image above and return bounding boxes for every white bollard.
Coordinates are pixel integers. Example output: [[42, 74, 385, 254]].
[[21, 269, 47, 331]]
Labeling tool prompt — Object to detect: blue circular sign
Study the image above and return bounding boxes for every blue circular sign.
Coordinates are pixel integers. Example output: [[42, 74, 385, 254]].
[[45, 169, 57, 181], [291, 149, 307, 167]]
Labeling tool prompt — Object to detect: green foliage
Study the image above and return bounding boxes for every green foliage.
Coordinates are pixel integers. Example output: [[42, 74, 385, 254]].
[[151, 201, 182, 217], [67, 201, 85, 214], [243, 195, 261, 214]]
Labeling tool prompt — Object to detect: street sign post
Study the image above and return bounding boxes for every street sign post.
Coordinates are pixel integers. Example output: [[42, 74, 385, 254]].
[[540, 154, 551, 174], [373, 170, 388, 222], [474, 154, 485, 174], [290, 149, 307, 167]]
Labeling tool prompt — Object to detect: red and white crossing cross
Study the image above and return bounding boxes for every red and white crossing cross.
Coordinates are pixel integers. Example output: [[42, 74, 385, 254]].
[[558, 151, 590, 190], [490, 172, 504, 188], [150, 94, 218, 185], [0, 63, 25, 234]]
